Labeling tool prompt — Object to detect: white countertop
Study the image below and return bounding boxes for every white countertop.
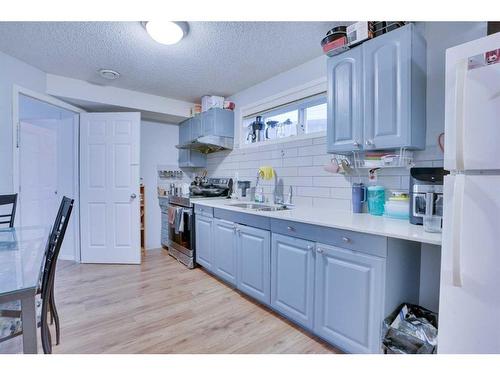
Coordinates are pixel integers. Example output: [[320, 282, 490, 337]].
[[191, 198, 442, 246]]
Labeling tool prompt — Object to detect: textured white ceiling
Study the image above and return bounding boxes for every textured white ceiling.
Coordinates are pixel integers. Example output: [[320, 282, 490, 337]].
[[0, 22, 342, 102]]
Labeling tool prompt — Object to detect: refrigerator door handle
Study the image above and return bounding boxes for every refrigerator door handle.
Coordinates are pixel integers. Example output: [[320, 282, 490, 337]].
[[451, 174, 465, 287], [454, 59, 467, 171]]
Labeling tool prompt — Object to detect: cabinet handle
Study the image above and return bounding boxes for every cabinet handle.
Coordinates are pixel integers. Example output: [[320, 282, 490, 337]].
[[307, 245, 314, 251], [287, 226, 295, 232], [316, 247, 324, 254], [342, 236, 351, 243], [365, 139, 374, 146]]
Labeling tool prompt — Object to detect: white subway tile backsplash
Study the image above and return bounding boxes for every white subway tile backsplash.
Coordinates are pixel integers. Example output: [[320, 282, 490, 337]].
[[298, 144, 327, 157], [205, 138, 442, 211], [313, 176, 351, 188], [283, 156, 313, 167], [297, 166, 332, 177], [296, 186, 331, 198], [330, 187, 352, 200]]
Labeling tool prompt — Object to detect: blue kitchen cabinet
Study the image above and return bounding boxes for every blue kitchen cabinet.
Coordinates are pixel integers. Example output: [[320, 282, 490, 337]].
[[326, 47, 363, 153], [236, 225, 271, 305], [195, 215, 214, 271], [179, 118, 191, 145], [201, 108, 234, 138], [190, 115, 202, 140], [314, 243, 384, 354], [213, 218, 238, 285], [271, 233, 315, 330], [326, 23, 426, 153], [178, 149, 207, 168], [363, 24, 426, 150]]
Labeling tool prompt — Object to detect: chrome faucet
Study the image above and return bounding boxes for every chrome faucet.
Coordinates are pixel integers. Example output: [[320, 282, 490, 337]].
[[285, 186, 293, 206]]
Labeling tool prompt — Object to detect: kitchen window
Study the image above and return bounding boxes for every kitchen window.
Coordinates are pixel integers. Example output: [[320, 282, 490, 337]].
[[242, 93, 327, 145]]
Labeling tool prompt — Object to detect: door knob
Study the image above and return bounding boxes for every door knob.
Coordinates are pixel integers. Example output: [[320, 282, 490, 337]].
[[131, 193, 137, 199], [316, 248, 324, 254]]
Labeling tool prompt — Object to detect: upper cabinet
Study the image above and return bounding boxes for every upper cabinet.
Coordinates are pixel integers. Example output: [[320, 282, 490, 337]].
[[201, 108, 234, 138], [179, 118, 192, 145], [327, 47, 363, 152], [327, 24, 427, 154]]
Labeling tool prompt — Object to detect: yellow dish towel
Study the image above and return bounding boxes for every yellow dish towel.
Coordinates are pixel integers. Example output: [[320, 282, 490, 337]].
[[258, 166, 275, 180]]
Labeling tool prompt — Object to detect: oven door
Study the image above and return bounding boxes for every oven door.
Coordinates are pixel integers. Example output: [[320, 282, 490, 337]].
[[167, 205, 194, 257]]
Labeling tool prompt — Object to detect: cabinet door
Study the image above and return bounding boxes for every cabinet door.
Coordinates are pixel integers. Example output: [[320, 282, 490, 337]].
[[179, 119, 191, 145], [327, 47, 363, 153], [213, 218, 237, 285], [195, 215, 213, 271], [190, 115, 202, 140], [271, 233, 315, 330], [363, 26, 411, 149], [314, 243, 384, 354], [236, 225, 271, 305]]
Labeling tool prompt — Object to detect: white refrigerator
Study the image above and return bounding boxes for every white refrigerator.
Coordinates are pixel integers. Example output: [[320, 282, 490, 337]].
[[439, 31, 500, 353]]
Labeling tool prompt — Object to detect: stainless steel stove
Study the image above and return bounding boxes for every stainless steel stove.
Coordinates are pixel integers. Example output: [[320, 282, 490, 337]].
[[162, 178, 232, 268]]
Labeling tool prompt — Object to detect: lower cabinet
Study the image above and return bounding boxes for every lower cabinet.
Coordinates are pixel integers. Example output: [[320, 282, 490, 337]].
[[271, 234, 316, 330], [236, 225, 271, 305], [195, 215, 214, 270], [212, 218, 237, 285], [314, 243, 384, 354], [193, 208, 417, 354]]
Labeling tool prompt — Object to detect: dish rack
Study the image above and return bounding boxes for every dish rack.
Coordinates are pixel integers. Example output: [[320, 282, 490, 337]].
[[330, 148, 414, 174]]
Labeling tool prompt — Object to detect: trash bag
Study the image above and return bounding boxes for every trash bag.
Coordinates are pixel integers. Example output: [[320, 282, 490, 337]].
[[382, 303, 438, 354]]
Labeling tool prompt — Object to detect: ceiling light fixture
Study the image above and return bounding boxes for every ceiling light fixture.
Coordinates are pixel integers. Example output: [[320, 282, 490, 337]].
[[144, 21, 188, 45], [98, 69, 120, 80]]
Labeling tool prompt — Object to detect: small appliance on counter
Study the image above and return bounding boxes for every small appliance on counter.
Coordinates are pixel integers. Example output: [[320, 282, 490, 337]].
[[409, 167, 448, 228]]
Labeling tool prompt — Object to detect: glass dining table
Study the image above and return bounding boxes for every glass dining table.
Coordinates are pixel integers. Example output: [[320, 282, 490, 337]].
[[0, 226, 49, 354]]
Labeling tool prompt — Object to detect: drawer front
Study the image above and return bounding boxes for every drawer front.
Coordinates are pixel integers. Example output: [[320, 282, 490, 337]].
[[270, 219, 387, 258], [194, 204, 214, 218], [214, 208, 271, 230]]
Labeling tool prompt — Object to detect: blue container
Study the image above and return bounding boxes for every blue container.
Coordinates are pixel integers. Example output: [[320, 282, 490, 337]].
[[367, 186, 385, 216], [352, 183, 366, 213]]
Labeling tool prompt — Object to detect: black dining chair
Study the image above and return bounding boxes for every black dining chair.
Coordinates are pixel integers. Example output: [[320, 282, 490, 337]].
[[0, 194, 17, 227], [0, 196, 74, 354]]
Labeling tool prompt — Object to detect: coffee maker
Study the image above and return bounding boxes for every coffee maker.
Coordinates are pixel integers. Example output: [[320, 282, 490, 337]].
[[409, 167, 449, 225]]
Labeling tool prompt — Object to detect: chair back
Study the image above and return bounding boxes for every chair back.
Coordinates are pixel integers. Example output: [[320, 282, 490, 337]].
[[40, 197, 74, 298], [0, 194, 17, 227]]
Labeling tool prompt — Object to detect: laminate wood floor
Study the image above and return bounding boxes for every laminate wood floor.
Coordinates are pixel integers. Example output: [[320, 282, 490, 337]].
[[1, 249, 339, 354]]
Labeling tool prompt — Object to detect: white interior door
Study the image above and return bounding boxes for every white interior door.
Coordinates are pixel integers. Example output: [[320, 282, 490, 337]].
[[19, 121, 59, 227], [80, 112, 141, 264]]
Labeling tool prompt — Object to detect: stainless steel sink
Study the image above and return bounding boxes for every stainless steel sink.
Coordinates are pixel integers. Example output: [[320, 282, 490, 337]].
[[228, 203, 291, 211], [228, 203, 271, 209]]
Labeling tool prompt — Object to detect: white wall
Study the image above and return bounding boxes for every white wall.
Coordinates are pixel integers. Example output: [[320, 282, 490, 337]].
[[140, 120, 179, 249], [0, 51, 46, 194]]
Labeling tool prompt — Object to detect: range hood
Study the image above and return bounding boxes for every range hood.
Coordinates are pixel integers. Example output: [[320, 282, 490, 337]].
[[176, 135, 234, 154]]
